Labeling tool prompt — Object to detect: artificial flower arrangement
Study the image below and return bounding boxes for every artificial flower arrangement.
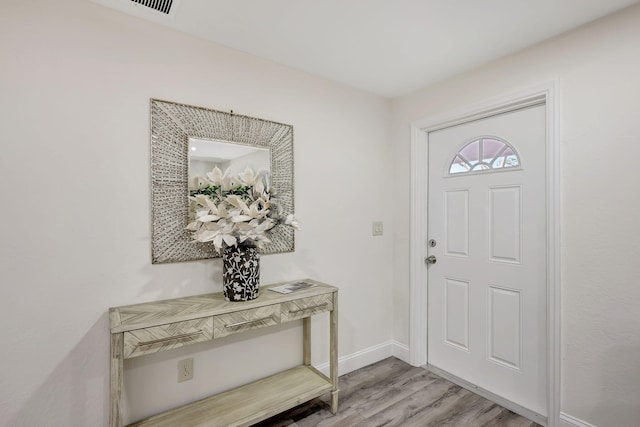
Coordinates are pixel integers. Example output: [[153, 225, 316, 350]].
[[186, 166, 299, 252]]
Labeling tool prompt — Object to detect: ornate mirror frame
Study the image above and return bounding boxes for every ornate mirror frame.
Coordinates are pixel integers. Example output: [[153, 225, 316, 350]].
[[150, 99, 294, 264]]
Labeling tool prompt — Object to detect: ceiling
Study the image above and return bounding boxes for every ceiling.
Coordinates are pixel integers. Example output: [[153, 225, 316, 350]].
[[91, 0, 639, 97]]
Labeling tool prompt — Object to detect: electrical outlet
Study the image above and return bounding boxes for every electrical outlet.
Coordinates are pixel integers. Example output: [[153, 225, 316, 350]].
[[372, 221, 384, 236], [178, 358, 193, 383]]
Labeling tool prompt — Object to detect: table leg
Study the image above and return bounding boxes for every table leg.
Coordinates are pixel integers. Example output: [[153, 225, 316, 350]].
[[330, 292, 339, 414], [110, 333, 124, 427], [303, 317, 311, 366]]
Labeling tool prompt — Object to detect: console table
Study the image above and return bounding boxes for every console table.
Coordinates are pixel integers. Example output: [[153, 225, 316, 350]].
[[109, 280, 338, 427]]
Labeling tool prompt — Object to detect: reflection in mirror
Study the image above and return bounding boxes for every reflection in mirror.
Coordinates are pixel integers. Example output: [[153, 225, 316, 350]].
[[188, 138, 271, 197]]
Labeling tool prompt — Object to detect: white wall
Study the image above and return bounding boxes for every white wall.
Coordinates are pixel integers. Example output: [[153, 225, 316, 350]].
[[0, 0, 393, 425], [391, 5, 640, 427]]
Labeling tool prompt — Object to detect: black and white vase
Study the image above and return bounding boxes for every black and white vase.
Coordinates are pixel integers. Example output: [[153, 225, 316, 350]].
[[222, 245, 260, 301]]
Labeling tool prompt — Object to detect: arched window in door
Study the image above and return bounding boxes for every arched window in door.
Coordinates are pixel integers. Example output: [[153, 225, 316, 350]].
[[449, 137, 521, 175]]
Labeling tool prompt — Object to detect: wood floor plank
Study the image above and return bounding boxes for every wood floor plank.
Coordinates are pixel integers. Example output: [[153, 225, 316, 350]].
[[255, 357, 542, 427], [351, 370, 440, 419]]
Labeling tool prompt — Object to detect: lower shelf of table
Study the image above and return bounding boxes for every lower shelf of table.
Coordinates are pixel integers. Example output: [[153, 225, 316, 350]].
[[127, 365, 334, 427]]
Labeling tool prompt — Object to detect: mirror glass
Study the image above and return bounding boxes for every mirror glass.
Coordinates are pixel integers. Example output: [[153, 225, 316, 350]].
[[188, 138, 270, 190]]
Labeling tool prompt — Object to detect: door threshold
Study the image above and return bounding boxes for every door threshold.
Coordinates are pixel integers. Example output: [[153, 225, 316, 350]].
[[425, 363, 547, 426]]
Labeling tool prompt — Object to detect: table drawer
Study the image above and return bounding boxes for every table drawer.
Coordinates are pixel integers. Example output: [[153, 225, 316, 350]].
[[123, 318, 214, 359], [282, 294, 334, 323], [214, 305, 280, 338]]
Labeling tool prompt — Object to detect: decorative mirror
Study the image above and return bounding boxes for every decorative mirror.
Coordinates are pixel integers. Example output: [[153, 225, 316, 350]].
[[150, 99, 294, 263]]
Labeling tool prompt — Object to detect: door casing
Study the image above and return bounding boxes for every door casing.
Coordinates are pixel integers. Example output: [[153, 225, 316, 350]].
[[408, 81, 560, 427]]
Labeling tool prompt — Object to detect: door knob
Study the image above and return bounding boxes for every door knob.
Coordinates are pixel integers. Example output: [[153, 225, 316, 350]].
[[425, 255, 437, 265]]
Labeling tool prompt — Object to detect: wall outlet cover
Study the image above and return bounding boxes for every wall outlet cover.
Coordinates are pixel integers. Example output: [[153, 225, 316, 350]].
[[178, 358, 193, 382]]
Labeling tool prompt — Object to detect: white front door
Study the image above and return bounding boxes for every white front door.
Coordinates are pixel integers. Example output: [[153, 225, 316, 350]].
[[427, 104, 547, 416]]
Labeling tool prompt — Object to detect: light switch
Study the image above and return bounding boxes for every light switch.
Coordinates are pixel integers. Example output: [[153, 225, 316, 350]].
[[372, 221, 383, 236]]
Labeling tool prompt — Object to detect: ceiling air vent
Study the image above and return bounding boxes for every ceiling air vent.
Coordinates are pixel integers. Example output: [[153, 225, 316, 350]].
[[130, 0, 173, 15]]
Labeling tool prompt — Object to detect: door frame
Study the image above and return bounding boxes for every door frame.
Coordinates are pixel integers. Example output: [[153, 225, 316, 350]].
[[409, 81, 560, 427]]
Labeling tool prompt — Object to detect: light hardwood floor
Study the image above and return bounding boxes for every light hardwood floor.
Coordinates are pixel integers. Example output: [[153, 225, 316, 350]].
[[255, 357, 541, 427]]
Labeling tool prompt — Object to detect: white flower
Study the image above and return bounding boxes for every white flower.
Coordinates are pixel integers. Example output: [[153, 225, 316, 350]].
[[225, 194, 249, 211], [239, 167, 258, 186], [225, 195, 271, 221], [221, 175, 241, 191], [187, 167, 299, 251], [253, 179, 265, 196], [248, 199, 270, 219], [284, 214, 300, 230], [190, 175, 211, 190], [192, 194, 209, 207], [236, 219, 274, 248], [192, 220, 237, 252], [206, 166, 225, 186]]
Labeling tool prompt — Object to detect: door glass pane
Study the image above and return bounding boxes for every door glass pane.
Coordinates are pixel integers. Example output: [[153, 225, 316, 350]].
[[450, 155, 471, 174], [449, 137, 520, 175], [460, 140, 479, 163]]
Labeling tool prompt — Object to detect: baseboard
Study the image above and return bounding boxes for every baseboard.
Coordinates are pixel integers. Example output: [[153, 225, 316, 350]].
[[316, 340, 409, 377], [559, 412, 597, 427], [391, 340, 411, 364]]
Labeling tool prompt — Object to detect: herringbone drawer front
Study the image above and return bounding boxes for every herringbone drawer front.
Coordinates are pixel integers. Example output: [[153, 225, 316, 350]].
[[282, 294, 333, 323], [213, 305, 280, 338], [123, 317, 214, 359]]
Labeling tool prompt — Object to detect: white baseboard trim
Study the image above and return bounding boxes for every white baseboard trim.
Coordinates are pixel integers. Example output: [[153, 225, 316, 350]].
[[559, 412, 597, 427], [316, 340, 410, 377], [392, 340, 411, 364]]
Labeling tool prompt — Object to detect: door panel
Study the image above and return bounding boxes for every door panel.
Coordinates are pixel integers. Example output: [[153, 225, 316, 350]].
[[445, 278, 470, 350], [489, 186, 521, 263], [427, 104, 547, 416], [445, 190, 469, 257], [488, 285, 521, 369]]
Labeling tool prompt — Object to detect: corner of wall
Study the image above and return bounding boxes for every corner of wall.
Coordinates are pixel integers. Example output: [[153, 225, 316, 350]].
[[315, 340, 411, 377]]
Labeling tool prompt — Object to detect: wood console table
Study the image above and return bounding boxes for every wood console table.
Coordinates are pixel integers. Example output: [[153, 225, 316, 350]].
[[109, 280, 338, 427]]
